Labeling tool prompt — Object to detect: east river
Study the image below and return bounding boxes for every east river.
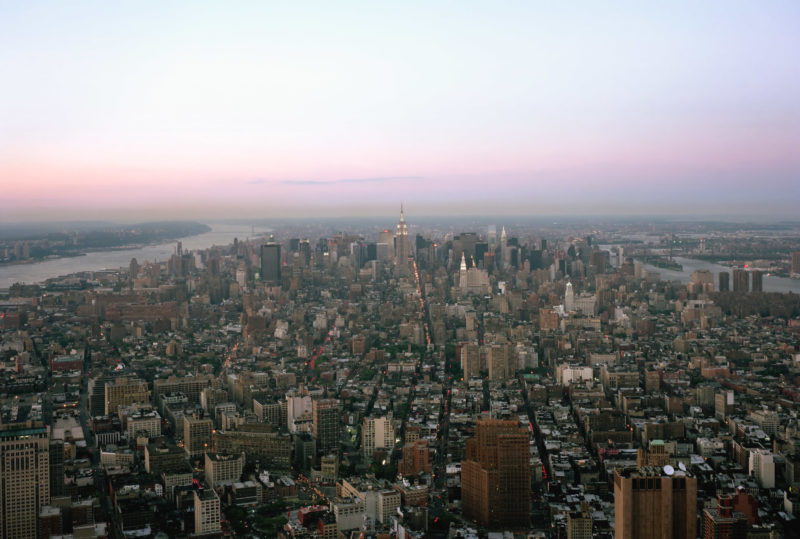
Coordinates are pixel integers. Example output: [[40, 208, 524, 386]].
[[0, 224, 260, 287], [632, 255, 800, 294]]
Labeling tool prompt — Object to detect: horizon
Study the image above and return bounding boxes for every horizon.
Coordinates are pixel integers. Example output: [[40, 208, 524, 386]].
[[2, 2, 799, 221]]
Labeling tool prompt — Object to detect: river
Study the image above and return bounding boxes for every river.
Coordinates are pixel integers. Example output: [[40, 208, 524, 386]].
[[0, 224, 263, 287], [600, 248, 800, 294]]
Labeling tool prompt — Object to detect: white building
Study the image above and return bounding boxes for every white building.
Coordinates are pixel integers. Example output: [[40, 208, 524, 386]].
[[194, 489, 221, 535], [362, 416, 395, 462], [749, 449, 775, 489]]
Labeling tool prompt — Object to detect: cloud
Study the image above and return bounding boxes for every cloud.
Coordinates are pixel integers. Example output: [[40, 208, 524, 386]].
[[280, 176, 422, 186]]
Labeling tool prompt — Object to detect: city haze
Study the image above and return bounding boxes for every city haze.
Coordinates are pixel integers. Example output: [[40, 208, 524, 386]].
[[2, 2, 799, 221]]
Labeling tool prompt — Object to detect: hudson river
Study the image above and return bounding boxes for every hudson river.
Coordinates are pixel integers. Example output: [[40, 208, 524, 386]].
[[0, 224, 259, 287]]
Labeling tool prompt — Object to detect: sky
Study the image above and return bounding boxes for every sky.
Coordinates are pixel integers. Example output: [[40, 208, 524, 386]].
[[1, 1, 799, 222]]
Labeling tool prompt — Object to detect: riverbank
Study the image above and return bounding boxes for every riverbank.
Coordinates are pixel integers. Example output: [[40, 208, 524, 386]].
[[0, 224, 260, 287]]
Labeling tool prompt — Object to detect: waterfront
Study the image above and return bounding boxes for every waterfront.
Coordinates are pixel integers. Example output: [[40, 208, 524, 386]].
[[638, 256, 800, 294], [0, 224, 261, 287]]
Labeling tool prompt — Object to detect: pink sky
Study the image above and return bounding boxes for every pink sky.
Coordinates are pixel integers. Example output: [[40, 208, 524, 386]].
[[2, 2, 799, 221]]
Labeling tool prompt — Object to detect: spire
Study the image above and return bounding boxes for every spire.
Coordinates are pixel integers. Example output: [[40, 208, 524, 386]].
[[501, 226, 507, 243], [400, 203, 405, 222], [460, 252, 467, 271]]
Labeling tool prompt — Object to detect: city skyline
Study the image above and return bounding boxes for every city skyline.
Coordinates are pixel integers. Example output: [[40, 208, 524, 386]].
[[2, 2, 799, 221]]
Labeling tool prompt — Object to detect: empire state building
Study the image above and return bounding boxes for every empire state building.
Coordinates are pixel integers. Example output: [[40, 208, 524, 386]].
[[395, 205, 410, 276]]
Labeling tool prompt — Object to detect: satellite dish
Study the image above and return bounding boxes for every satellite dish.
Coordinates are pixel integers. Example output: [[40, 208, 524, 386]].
[[678, 462, 687, 472], [664, 465, 675, 476]]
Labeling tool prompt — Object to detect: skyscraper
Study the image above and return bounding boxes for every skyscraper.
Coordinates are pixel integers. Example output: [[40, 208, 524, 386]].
[[718, 272, 729, 292], [732, 269, 749, 293], [614, 466, 697, 539], [394, 205, 410, 276], [312, 399, 340, 454], [461, 419, 530, 529], [460, 342, 480, 379], [0, 421, 51, 539], [751, 270, 763, 292], [361, 416, 395, 463], [792, 252, 800, 277], [564, 281, 575, 312], [260, 243, 281, 284]]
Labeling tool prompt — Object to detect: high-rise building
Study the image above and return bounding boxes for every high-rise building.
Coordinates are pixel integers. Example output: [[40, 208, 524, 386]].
[[184, 412, 214, 459], [564, 281, 575, 312], [461, 343, 480, 379], [751, 270, 763, 292], [260, 243, 281, 284], [394, 206, 410, 275], [194, 489, 222, 535], [0, 421, 51, 539], [613, 467, 697, 539], [792, 252, 800, 277], [718, 272, 729, 292], [49, 439, 65, 498], [487, 343, 514, 381], [313, 399, 340, 454], [461, 419, 530, 529], [361, 416, 395, 463], [299, 239, 311, 267], [732, 269, 749, 293]]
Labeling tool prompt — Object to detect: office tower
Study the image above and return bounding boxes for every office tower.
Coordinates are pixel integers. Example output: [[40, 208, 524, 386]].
[[205, 452, 245, 488], [793, 252, 800, 276], [718, 272, 729, 292], [129, 257, 139, 280], [394, 206, 410, 275], [614, 467, 697, 539], [194, 489, 222, 535], [104, 377, 149, 415], [362, 416, 395, 463], [751, 270, 763, 292], [49, 439, 65, 498], [184, 412, 214, 459], [260, 243, 281, 284], [732, 269, 749, 293], [703, 494, 748, 539], [289, 238, 300, 252], [564, 281, 575, 312], [299, 239, 311, 267], [487, 343, 514, 381], [378, 228, 395, 247], [475, 242, 489, 266], [461, 419, 530, 529], [312, 399, 340, 454], [0, 421, 50, 539], [461, 343, 480, 379]]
